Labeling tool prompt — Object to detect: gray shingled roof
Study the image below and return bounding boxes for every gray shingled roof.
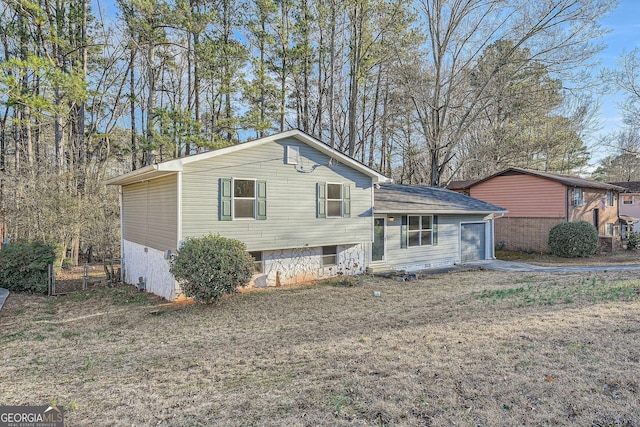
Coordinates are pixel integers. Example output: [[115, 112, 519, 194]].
[[476, 168, 624, 191], [374, 184, 507, 214], [610, 181, 640, 193]]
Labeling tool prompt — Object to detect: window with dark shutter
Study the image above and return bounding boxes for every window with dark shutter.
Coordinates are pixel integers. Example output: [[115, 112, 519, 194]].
[[219, 178, 267, 220]]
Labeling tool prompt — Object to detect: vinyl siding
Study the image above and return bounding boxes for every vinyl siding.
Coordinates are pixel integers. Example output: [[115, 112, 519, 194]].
[[471, 174, 566, 218], [384, 214, 489, 269], [619, 193, 640, 218], [181, 137, 373, 250], [122, 174, 178, 251]]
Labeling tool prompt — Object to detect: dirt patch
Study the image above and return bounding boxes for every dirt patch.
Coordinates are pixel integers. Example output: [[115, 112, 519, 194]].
[[1, 271, 639, 426]]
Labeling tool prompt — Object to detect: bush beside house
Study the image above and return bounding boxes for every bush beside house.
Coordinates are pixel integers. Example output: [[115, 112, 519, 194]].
[[170, 234, 254, 303], [548, 221, 599, 258], [0, 241, 56, 293]]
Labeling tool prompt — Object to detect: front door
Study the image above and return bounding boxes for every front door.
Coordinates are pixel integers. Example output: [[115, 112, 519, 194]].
[[372, 217, 386, 262]]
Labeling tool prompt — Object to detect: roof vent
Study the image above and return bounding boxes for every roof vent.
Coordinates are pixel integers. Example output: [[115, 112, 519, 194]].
[[286, 145, 300, 165]]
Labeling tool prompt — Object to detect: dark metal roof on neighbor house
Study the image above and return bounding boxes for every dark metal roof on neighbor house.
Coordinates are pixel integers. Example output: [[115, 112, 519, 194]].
[[374, 184, 507, 214], [446, 179, 479, 191], [470, 167, 625, 191], [609, 181, 640, 193]]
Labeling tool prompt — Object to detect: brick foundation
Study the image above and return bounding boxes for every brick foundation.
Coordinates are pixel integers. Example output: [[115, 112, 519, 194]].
[[494, 217, 565, 253]]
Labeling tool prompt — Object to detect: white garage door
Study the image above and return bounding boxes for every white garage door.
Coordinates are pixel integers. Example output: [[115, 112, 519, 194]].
[[461, 223, 486, 262]]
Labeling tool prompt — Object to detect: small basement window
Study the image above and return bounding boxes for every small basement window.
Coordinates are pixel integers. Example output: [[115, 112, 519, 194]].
[[249, 251, 263, 273], [322, 246, 337, 266]]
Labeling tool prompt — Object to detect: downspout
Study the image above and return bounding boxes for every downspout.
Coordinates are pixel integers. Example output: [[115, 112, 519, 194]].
[[486, 212, 505, 259], [177, 171, 183, 247], [174, 171, 183, 301], [566, 187, 570, 222], [370, 179, 376, 267]]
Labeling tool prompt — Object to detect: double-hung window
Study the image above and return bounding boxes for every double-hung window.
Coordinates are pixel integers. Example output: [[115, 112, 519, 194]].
[[606, 223, 615, 236], [572, 188, 583, 207], [234, 180, 256, 218], [326, 184, 343, 217], [401, 215, 438, 248], [623, 195, 633, 205], [607, 190, 614, 207], [220, 178, 267, 220], [317, 183, 351, 218], [408, 215, 433, 247]]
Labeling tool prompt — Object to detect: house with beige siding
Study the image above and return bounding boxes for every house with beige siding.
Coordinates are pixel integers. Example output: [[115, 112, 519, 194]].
[[106, 130, 505, 300], [449, 168, 625, 252], [609, 181, 640, 237]]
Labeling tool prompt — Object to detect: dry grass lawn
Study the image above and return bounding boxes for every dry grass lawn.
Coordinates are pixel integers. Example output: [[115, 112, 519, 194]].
[[1, 269, 640, 426], [496, 249, 640, 266]]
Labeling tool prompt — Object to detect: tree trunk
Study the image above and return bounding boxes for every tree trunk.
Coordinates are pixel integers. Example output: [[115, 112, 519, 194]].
[[347, 3, 361, 157], [130, 48, 137, 170]]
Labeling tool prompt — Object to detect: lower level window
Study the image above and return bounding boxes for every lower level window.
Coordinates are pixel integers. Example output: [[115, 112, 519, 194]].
[[606, 223, 615, 237], [322, 246, 337, 266], [248, 251, 263, 273]]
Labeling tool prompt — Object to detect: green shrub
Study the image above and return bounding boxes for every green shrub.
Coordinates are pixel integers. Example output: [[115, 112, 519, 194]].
[[170, 234, 254, 303], [547, 221, 599, 258], [627, 232, 640, 250], [0, 241, 56, 293]]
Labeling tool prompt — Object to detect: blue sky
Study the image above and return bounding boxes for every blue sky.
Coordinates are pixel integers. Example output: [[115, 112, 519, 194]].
[[590, 0, 640, 163], [91, 0, 638, 167]]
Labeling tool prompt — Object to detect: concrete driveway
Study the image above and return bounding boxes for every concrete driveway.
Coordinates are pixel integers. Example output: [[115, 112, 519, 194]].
[[465, 259, 640, 274]]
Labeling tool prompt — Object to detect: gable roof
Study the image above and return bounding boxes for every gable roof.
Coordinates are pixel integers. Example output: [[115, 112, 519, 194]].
[[469, 167, 624, 191], [609, 181, 640, 193], [105, 129, 391, 186], [446, 179, 479, 191], [374, 184, 507, 214]]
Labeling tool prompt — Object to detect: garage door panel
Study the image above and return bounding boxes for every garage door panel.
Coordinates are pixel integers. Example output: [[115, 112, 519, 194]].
[[461, 223, 485, 262]]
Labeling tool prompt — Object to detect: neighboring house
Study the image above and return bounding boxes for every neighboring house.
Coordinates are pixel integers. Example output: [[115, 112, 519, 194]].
[[609, 181, 640, 236], [371, 185, 506, 271], [445, 179, 478, 197], [449, 168, 625, 252], [105, 129, 506, 301]]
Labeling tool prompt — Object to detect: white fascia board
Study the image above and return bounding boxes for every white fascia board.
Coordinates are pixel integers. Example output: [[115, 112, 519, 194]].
[[374, 209, 508, 215], [105, 129, 392, 186]]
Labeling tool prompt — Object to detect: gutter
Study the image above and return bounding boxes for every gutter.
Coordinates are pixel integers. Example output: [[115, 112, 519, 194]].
[[104, 164, 159, 186]]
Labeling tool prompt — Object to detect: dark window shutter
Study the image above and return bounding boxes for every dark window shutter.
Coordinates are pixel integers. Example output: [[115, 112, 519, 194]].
[[343, 184, 351, 217], [401, 215, 408, 248], [317, 182, 326, 218], [220, 178, 232, 221], [256, 180, 267, 220], [433, 215, 438, 245]]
